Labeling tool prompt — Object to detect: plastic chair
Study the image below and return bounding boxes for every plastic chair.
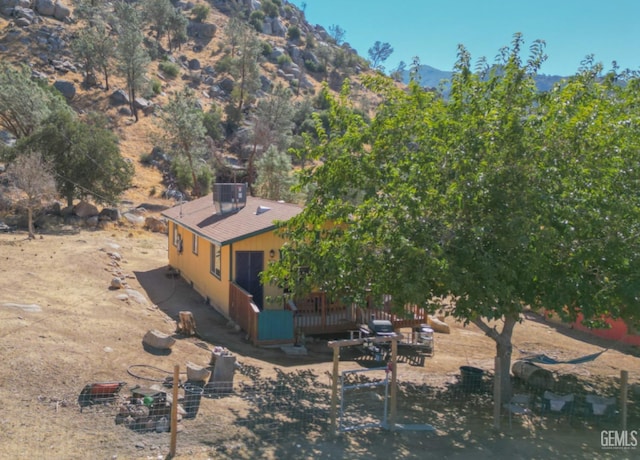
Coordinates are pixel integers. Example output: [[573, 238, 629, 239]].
[[585, 395, 616, 425], [503, 393, 533, 428], [542, 390, 574, 422]]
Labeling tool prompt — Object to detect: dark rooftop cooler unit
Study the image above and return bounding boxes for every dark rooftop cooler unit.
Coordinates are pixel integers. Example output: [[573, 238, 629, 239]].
[[213, 183, 247, 215]]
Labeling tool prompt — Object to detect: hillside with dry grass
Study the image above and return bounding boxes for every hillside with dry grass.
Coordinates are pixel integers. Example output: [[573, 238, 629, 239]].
[[0, 0, 383, 218]]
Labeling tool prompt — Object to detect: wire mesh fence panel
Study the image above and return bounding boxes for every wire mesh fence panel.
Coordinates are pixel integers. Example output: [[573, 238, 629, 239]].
[[62, 366, 639, 459], [173, 365, 333, 458], [339, 367, 390, 432]]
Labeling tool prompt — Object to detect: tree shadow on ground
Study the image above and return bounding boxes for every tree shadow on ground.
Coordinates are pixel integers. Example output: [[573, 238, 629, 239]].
[[207, 366, 617, 460], [134, 266, 341, 368]]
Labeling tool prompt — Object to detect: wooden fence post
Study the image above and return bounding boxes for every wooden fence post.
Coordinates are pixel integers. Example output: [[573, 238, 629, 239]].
[[169, 364, 179, 457], [330, 346, 340, 434], [390, 338, 398, 430], [620, 370, 628, 432], [493, 357, 501, 430]]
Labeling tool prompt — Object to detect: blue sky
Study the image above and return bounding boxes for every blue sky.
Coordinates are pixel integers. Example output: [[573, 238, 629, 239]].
[[290, 0, 640, 76]]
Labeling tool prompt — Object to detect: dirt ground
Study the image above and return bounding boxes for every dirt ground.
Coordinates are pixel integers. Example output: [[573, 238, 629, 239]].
[[0, 225, 639, 459]]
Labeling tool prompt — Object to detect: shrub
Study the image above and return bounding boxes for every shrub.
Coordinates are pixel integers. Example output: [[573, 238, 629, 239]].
[[150, 78, 162, 95], [214, 55, 233, 73], [203, 107, 223, 141], [249, 11, 264, 32], [196, 166, 213, 195], [159, 61, 180, 79], [192, 4, 210, 22], [261, 0, 279, 18], [305, 34, 315, 49], [261, 41, 273, 58], [277, 53, 292, 68], [287, 25, 301, 41], [304, 59, 325, 74]]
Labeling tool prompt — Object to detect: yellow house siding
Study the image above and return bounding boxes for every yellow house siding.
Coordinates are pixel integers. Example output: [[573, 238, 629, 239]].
[[166, 219, 288, 316], [167, 222, 230, 317]]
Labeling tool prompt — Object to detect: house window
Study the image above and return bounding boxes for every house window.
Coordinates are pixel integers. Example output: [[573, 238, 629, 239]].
[[210, 243, 221, 279], [192, 235, 198, 255], [172, 223, 179, 246]]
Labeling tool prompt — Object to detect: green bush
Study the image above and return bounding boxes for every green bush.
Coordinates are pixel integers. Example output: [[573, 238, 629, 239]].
[[261, 0, 279, 17], [304, 59, 325, 74], [249, 11, 264, 32], [203, 107, 223, 141], [261, 41, 273, 58], [192, 4, 210, 22], [287, 25, 301, 41], [305, 34, 316, 49], [171, 157, 194, 191], [159, 61, 180, 79], [214, 55, 233, 73], [277, 54, 292, 67], [150, 78, 162, 95], [196, 166, 213, 195]]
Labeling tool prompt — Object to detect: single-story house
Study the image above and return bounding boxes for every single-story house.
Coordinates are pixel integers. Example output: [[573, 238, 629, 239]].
[[162, 184, 426, 345]]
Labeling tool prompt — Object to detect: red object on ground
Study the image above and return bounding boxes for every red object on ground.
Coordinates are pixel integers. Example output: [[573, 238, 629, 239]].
[[86, 382, 126, 396]]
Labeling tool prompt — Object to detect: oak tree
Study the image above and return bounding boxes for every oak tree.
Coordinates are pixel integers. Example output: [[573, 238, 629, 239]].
[[264, 35, 640, 401]]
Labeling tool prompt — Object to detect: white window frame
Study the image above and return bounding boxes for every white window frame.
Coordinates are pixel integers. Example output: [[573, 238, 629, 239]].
[[210, 243, 221, 279]]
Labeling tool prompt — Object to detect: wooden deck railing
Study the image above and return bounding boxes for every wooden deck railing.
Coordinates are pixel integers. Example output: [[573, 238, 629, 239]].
[[229, 282, 259, 345], [361, 303, 428, 329], [230, 284, 428, 342], [287, 293, 427, 334]]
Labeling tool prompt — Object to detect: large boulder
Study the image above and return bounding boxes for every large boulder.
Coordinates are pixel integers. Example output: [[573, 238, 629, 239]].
[[144, 216, 167, 234], [109, 89, 130, 106], [73, 200, 99, 218], [123, 212, 144, 226], [218, 77, 234, 94], [53, 2, 70, 21], [187, 21, 216, 39], [34, 0, 55, 16], [99, 207, 120, 221], [270, 17, 286, 37], [53, 80, 75, 101]]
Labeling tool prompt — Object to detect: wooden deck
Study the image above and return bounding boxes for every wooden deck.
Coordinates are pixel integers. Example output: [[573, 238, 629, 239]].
[[287, 292, 428, 335], [229, 285, 428, 343]]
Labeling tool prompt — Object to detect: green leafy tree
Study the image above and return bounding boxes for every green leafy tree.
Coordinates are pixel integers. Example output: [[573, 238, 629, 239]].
[[255, 145, 296, 201], [73, 0, 110, 25], [143, 0, 174, 43], [390, 60, 406, 82], [115, 1, 150, 121], [191, 3, 210, 22], [0, 64, 71, 139], [72, 23, 115, 89], [225, 16, 245, 57], [367, 41, 393, 71], [229, 23, 262, 114], [166, 7, 188, 51], [16, 111, 133, 207], [7, 151, 56, 239], [160, 88, 209, 197], [264, 35, 640, 402], [246, 84, 295, 194], [328, 24, 345, 45]]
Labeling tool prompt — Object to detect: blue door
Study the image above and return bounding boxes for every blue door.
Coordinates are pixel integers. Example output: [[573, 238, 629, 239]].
[[235, 251, 264, 310]]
